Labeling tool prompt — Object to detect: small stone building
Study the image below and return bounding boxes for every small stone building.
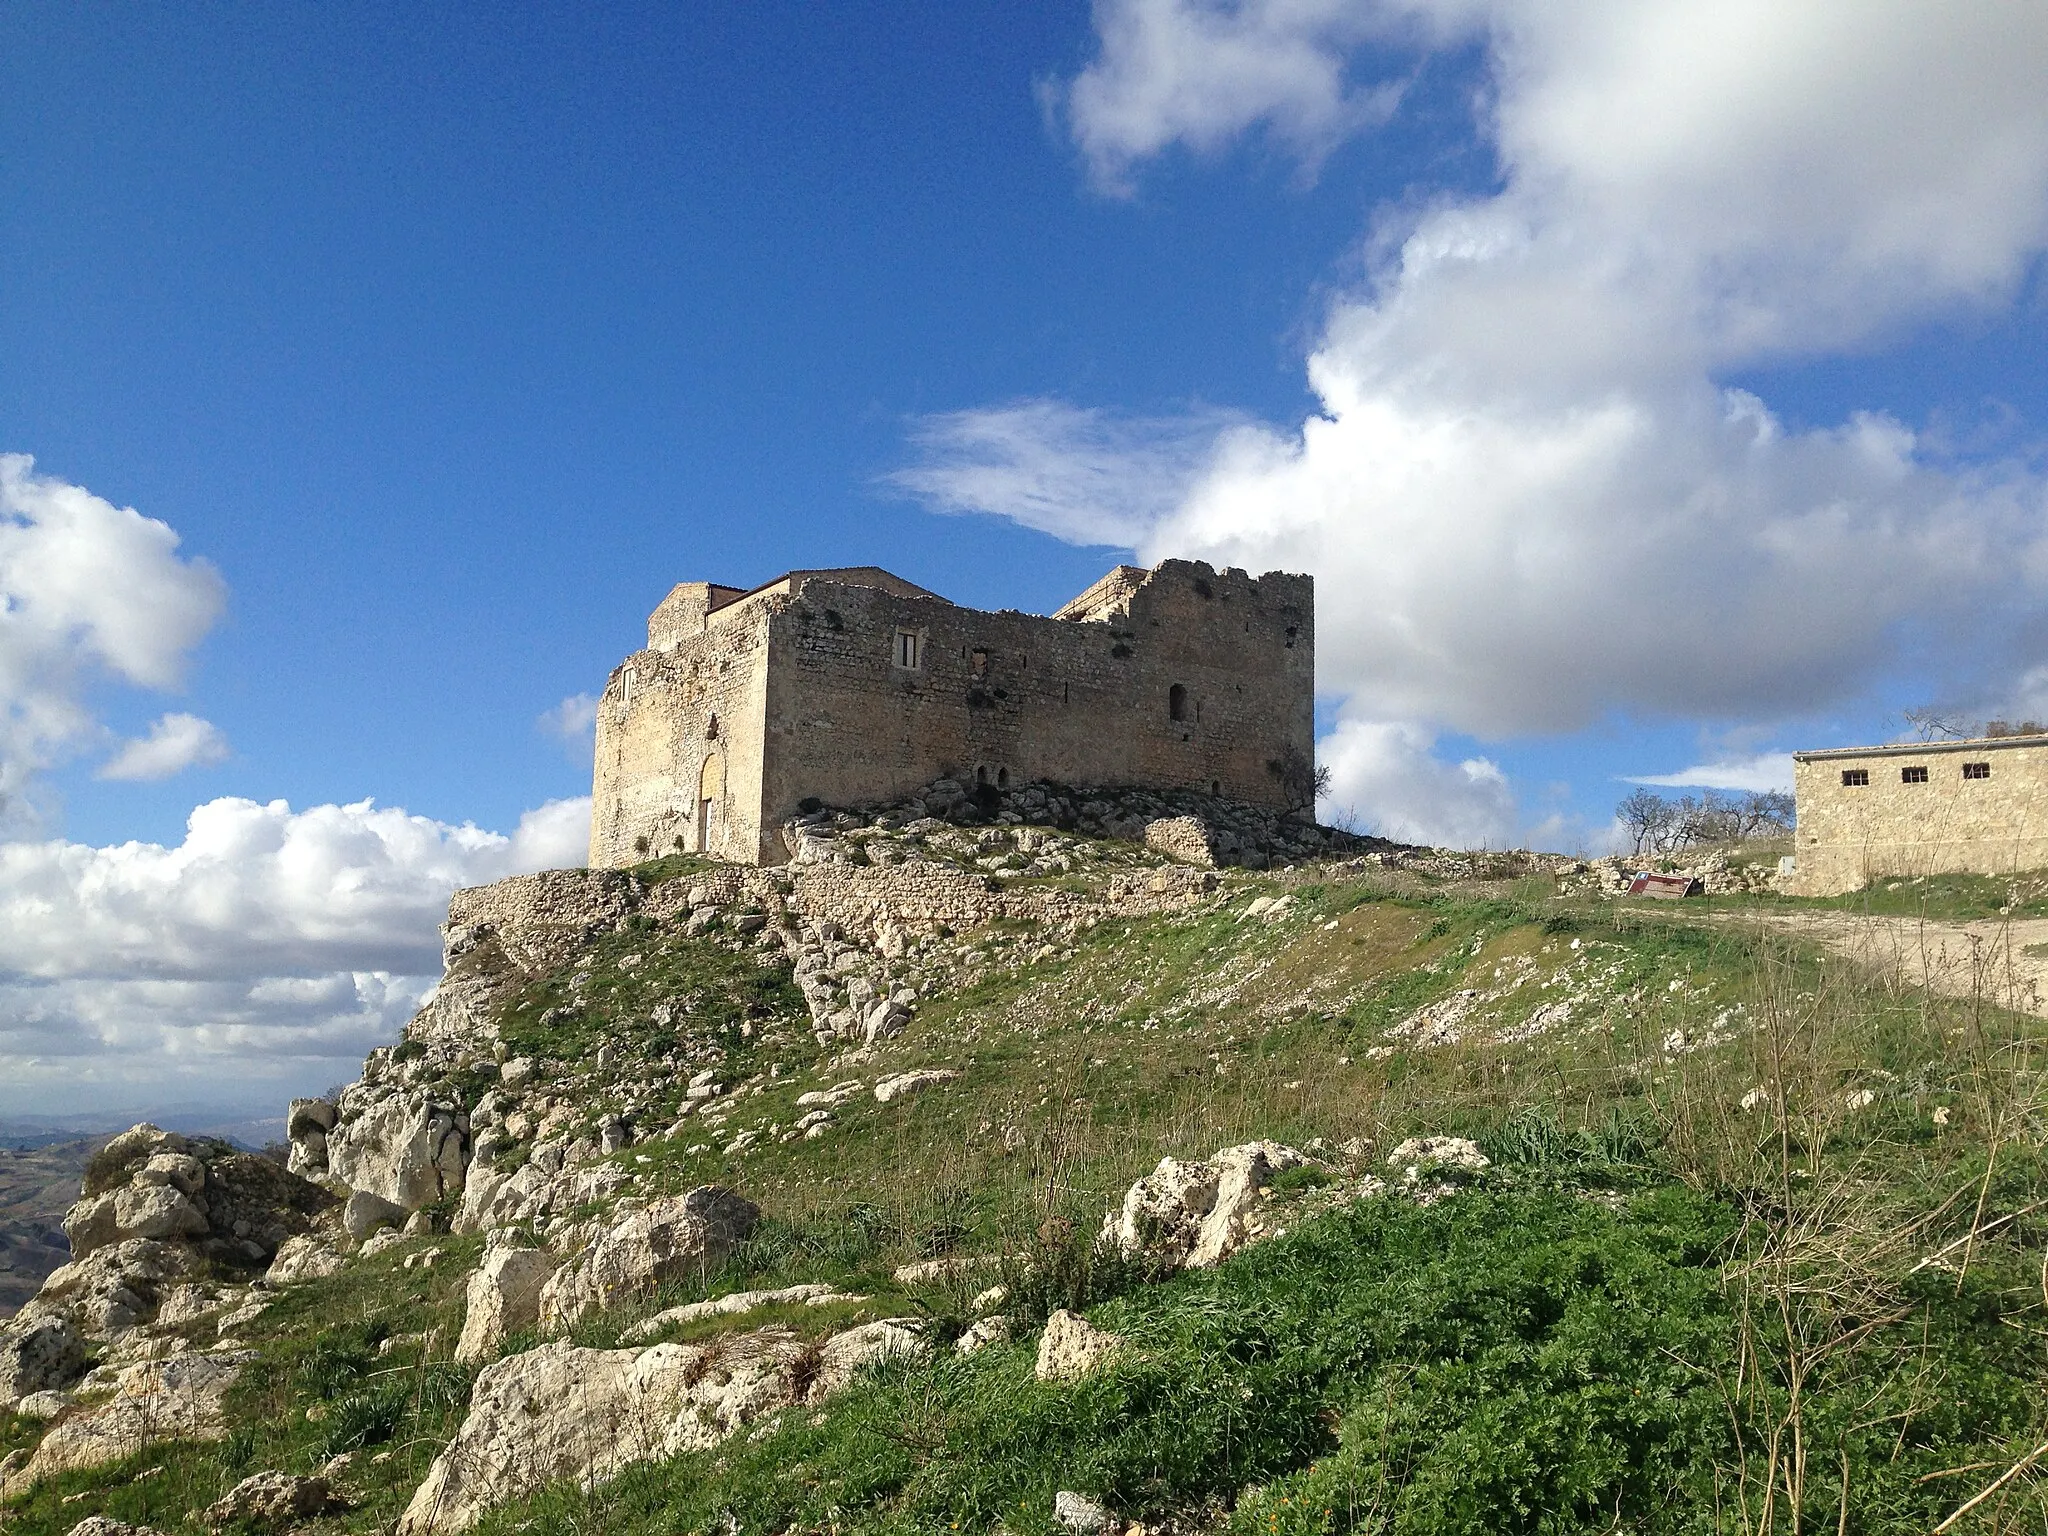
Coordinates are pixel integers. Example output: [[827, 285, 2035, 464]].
[[588, 559, 1315, 867], [1788, 733, 2048, 895]]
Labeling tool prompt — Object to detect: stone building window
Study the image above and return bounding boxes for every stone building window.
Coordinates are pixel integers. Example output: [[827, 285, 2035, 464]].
[[1964, 761, 1992, 780], [971, 649, 988, 677], [1169, 683, 1189, 722], [894, 630, 922, 669], [1901, 765, 1929, 784], [705, 713, 720, 741], [1841, 768, 1869, 786]]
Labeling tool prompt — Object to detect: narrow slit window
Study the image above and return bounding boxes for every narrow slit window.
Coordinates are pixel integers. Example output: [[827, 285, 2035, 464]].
[[1841, 768, 1869, 787], [894, 630, 921, 669], [1901, 765, 1929, 784], [1964, 761, 1992, 780]]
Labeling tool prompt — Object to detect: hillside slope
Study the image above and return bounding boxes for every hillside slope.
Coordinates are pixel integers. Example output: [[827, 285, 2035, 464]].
[[6, 801, 2048, 1536]]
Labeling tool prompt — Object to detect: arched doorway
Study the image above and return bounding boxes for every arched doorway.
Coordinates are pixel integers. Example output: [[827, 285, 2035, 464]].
[[697, 753, 725, 854]]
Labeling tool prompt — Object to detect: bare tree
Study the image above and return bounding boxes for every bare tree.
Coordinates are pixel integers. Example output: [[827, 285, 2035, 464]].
[[1902, 705, 1972, 741], [1984, 719, 2047, 738], [1617, 787, 1793, 856], [1265, 745, 1331, 815], [1617, 788, 1676, 855]]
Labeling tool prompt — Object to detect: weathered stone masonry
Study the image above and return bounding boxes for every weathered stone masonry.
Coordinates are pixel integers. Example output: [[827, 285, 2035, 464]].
[[589, 560, 1315, 867], [1788, 733, 2048, 895]]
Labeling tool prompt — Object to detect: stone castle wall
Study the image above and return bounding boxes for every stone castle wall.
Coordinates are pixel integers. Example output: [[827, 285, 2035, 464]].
[[590, 559, 1314, 868], [1788, 737, 2048, 895], [588, 587, 774, 867]]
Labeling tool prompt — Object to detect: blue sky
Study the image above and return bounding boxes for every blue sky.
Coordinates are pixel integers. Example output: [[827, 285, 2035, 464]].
[[4, 1, 2047, 1117]]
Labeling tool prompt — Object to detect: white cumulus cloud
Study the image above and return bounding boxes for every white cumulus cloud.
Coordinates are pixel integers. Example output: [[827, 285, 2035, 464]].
[[1054, 0, 1409, 191], [538, 692, 601, 755], [1317, 717, 1517, 847], [0, 454, 226, 825], [1628, 754, 1795, 795], [909, 1, 2048, 839], [0, 795, 591, 1115], [97, 712, 231, 782]]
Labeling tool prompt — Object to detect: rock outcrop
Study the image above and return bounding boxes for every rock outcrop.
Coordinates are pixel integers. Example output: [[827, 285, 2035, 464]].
[[538, 1188, 759, 1331], [1035, 1310, 1120, 1382], [12, 1351, 250, 1488], [0, 1127, 332, 1417], [401, 1320, 926, 1533], [455, 1244, 560, 1364], [203, 1471, 343, 1528], [1100, 1141, 1308, 1270], [326, 1092, 470, 1211], [60, 1126, 332, 1270]]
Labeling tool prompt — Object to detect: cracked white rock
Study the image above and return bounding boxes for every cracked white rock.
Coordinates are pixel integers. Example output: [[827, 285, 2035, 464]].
[[538, 1188, 759, 1330], [399, 1321, 928, 1533], [455, 1246, 562, 1364], [1100, 1141, 1308, 1270], [1035, 1309, 1120, 1382], [873, 1069, 958, 1104]]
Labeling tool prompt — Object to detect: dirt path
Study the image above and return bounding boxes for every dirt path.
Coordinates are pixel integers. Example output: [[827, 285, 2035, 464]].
[[1746, 910, 2048, 1017]]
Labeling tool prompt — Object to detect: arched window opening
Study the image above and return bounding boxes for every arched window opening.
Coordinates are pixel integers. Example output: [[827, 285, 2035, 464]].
[[997, 766, 1009, 788], [697, 754, 725, 853], [1169, 683, 1189, 722], [975, 765, 988, 786]]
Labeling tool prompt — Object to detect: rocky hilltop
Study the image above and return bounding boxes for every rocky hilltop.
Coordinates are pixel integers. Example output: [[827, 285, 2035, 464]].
[[3, 793, 2045, 1536]]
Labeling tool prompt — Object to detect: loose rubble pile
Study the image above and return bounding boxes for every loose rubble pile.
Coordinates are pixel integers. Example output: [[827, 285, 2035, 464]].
[[784, 774, 1379, 872], [1561, 850, 1788, 897]]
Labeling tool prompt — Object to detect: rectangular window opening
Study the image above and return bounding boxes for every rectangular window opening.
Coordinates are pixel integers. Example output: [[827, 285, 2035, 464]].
[[1964, 761, 1992, 780], [1902, 765, 1929, 784], [894, 630, 921, 669], [1841, 768, 1869, 787]]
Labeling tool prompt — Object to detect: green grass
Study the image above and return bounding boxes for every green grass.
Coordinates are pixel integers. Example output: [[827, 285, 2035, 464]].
[[13, 861, 2048, 1536], [1760, 868, 2048, 921], [469, 1178, 2048, 1536]]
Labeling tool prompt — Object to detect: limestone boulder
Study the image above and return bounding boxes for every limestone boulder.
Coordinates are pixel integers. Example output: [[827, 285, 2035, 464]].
[[1100, 1141, 1308, 1270], [454, 1158, 629, 1234], [810, 1320, 925, 1396], [1055, 1490, 1117, 1534], [343, 1189, 408, 1241], [66, 1520, 165, 1536], [538, 1188, 759, 1330], [872, 1069, 958, 1105], [326, 1093, 470, 1210], [396, 1338, 699, 1534], [267, 1232, 345, 1284], [1385, 1136, 1490, 1181], [19, 1238, 198, 1338], [63, 1183, 207, 1257], [0, 1313, 88, 1407], [14, 1351, 250, 1488], [455, 1245, 561, 1364], [400, 1320, 929, 1533], [1035, 1309, 1120, 1382], [203, 1470, 343, 1528]]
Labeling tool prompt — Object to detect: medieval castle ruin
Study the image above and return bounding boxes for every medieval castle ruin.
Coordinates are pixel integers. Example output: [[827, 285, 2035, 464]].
[[588, 559, 1315, 867]]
